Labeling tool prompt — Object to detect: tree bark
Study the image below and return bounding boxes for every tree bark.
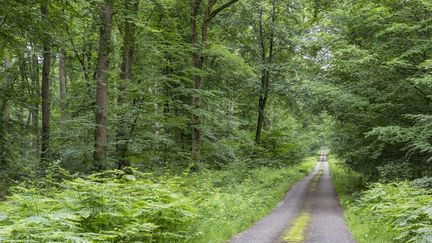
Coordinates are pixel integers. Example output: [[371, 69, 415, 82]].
[[59, 47, 67, 123], [31, 47, 40, 151], [190, 0, 202, 161], [93, 0, 113, 170], [0, 59, 12, 167], [116, 0, 138, 169], [255, 72, 269, 144], [41, 2, 51, 163], [1, 59, 12, 123]]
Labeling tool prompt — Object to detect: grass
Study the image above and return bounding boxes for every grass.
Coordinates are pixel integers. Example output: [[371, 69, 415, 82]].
[[328, 155, 398, 243]]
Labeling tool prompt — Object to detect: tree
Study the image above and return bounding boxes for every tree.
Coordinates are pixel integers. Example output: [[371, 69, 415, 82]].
[[40, 1, 51, 164], [115, 0, 139, 168], [190, 0, 239, 161], [93, 0, 114, 170], [254, 1, 277, 145], [30, 43, 40, 151], [309, 0, 432, 178], [59, 47, 67, 123]]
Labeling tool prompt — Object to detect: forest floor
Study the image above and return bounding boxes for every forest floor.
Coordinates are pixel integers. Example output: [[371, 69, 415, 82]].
[[229, 150, 355, 243]]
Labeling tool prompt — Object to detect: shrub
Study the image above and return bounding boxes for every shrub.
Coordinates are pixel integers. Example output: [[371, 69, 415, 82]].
[[377, 162, 414, 182], [0, 168, 196, 242], [411, 177, 432, 189], [351, 182, 432, 242]]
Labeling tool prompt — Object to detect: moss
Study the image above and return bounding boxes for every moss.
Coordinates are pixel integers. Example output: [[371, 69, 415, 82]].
[[282, 212, 311, 242]]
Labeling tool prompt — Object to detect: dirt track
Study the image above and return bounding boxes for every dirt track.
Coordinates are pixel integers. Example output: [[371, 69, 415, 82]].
[[229, 149, 355, 243]]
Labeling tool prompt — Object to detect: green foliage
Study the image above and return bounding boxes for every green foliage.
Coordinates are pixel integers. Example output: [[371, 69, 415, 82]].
[[0, 158, 316, 242], [330, 157, 432, 243], [305, 0, 432, 180], [258, 128, 306, 166], [186, 156, 317, 242], [412, 177, 432, 189], [377, 162, 413, 182], [329, 157, 397, 243], [352, 182, 432, 242], [328, 155, 366, 201], [0, 168, 196, 242]]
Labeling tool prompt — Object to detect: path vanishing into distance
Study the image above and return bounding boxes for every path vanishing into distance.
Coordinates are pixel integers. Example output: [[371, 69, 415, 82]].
[[229, 149, 355, 243]]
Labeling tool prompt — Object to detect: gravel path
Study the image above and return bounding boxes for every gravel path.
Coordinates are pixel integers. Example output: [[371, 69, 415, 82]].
[[229, 149, 355, 243], [305, 150, 355, 243], [229, 163, 321, 243]]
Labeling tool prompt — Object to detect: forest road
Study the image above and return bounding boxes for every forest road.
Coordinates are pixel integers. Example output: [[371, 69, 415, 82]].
[[229, 149, 355, 243]]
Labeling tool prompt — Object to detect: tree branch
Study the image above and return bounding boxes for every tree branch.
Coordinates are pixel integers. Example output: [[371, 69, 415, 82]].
[[207, 0, 240, 23]]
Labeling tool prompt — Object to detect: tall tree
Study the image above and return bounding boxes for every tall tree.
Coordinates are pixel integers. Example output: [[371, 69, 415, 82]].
[[0, 59, 12, 166], [59, 47, 67, 123], [190, 0, 239, 161], [93, 0, 114, 170], [254, 1, 276, 145], [30, 44, 40, 150], [116, 0, 139, 168], [40, 1, 51, 163]]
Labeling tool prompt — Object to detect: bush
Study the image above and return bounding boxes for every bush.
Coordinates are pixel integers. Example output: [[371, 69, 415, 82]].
[[0, 168, 196, 242], [351, 182, 432, 242], [377, 162, 414, 182], [257, 127, 309, 167], [411, 177, 432, 189]]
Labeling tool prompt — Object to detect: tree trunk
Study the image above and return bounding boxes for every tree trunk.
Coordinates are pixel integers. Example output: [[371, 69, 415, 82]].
[[255, 72, 269, 144], [93, 0, 113, 170], [190, 0, 202, 161], [31, 48, 40, 152], [255, 2, 275, 145], [41, 2, 51, 163], [0, 59, 12, 167], [116, 0, 138, 169], [2, 59, 12, 123], [59, 47, 67, 123]]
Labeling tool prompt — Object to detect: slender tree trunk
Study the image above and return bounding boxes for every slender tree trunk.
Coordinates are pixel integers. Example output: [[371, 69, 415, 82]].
[[2, 59, 12, 122], [18, 53, 27, 131], [255, 2, 275, 145], [0, 60, 9, 197], [59, 47, 67, 124], [0, 59, 12, 167], [116, 0, 138, 169], [31, 48, 40, 151], [93, 0, 113, 170], [41, 2, 51, 163], [255, 72, 269, 144], [190, 0, 202, 161]]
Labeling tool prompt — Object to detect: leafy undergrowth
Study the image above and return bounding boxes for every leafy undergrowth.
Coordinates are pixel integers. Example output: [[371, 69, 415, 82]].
[[0, 168, 196, 242], [0, 158, 316, 242], [330, 156, 432, 242]]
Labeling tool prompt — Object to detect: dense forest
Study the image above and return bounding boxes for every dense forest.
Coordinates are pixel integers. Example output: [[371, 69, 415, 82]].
[[1, 0, 432, 242]]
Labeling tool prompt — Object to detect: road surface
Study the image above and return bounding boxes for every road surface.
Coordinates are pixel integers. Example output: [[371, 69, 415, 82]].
[[229, 149, 355, 243]]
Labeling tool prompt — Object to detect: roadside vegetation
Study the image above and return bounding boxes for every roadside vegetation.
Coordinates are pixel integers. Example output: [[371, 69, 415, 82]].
[[0, 158, 316, 242], [330, 156, 432, 243]]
